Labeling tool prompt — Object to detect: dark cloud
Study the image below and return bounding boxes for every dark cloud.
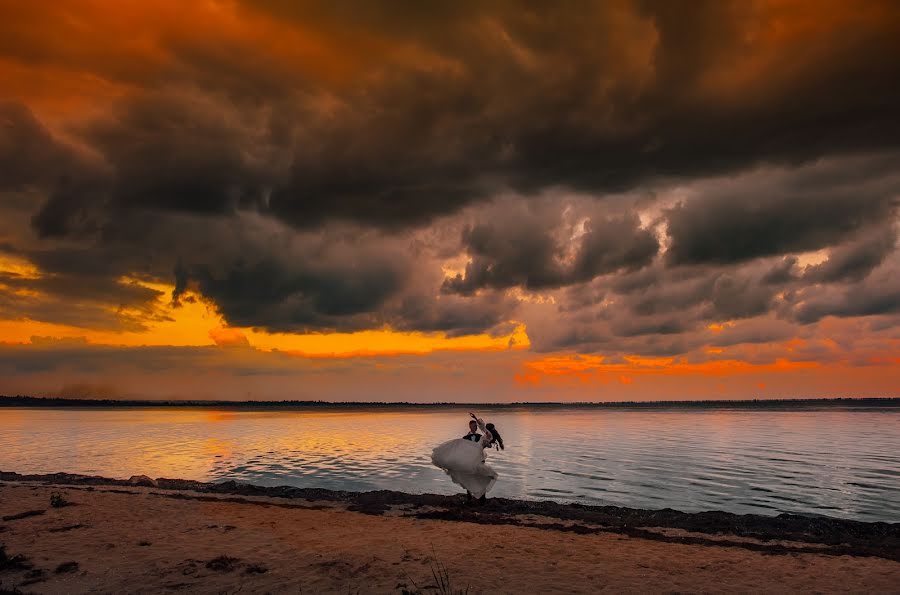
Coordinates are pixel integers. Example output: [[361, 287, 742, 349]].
[[573, 213, 660, 280], [761, 257, 799, 286], [665, 159, 900, 266], [84, 91, 286, 216], [0, 102, 110, 238], [442, 201, 658, 295], [4, 0, 898, 238], [2, 0, 900, 348], [26, 247, 145, 279], [627, 269, 715, 317], [0, 284, 162, 333], [804, 224, 897, 283], [708, 273, 778, 320], [1, 272, 161, 307], [0, 245, 169, 334], [624, 262, 780, 325], [791, 265, 900, 324], [520, 250, 827, 353], [0, 102, 73, 189], [185, 254, 402, 332], [441, 202, 568, 294], [393, 292, 516, 337], [252, 0, 900, 195], [157, 216, 429, 333], [30, 180, 109, 239], [708, 317, 797, 348], [610, 314, 693, 338]]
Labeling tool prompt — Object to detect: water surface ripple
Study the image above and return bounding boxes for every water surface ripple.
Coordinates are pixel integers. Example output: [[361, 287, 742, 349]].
[[1, 407, 897, 522]]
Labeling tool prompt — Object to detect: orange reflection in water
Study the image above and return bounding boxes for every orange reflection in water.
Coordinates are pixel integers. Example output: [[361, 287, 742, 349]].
[[3, 406, 899, 521], [121, 409, 427, 479]]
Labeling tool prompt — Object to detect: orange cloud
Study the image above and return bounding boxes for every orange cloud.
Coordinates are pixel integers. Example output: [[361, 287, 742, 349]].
[[0, 0, 443, 129], [697, 0, 900, 102], [271, 326, 529, 358], [516, 351, 822, 387], [0, 273, 530, 358], [208, 327, 250, 348]]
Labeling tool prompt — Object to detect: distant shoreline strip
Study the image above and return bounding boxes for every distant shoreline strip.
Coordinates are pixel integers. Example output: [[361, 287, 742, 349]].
[[1, 395, 898, 409]]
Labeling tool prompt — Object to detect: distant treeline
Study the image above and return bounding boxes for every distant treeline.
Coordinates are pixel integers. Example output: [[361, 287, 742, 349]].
[[1, 395, 898, 409]]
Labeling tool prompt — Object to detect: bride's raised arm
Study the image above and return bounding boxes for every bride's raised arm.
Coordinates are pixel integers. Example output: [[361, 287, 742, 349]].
[[469, 413, 492, 445]]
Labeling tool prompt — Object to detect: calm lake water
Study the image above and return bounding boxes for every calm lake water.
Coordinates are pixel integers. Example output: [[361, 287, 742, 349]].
[[1, 406, 898, 522]]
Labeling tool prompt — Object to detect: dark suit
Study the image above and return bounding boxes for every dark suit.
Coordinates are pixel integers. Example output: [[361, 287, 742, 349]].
[[462, 432, 485, 500]]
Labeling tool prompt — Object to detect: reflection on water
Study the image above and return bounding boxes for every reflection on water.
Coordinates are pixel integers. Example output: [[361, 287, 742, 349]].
[[1, 407, 898, 522]]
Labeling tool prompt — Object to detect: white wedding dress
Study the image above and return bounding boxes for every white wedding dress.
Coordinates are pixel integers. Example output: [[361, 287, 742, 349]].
[[431, 418, 498, 498]]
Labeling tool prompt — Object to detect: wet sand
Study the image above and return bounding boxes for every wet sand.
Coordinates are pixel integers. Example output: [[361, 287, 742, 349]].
[[1, 472, 898, 594]]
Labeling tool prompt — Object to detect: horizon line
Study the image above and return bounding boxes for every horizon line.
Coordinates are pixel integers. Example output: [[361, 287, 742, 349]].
[[2, 395, 898, 408]]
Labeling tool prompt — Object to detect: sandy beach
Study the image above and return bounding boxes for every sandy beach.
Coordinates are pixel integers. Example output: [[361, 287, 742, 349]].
[[1, 473, 898, 594]]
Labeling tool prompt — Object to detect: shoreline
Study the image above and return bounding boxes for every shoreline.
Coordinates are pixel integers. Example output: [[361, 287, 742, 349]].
[[3, 395, 899, 410], [2, 471, 898, 562], [1, 472, 898, 593]]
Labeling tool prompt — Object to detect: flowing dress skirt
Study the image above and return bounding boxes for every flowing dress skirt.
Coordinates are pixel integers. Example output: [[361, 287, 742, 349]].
[[431, 438, 498, 498]]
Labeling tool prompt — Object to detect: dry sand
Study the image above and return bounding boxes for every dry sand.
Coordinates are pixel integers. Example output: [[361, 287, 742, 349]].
[[1, 479, 898, 594]]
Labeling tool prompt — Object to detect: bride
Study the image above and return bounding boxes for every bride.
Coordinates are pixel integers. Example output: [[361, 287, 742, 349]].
[[431, 413, 505, 502]]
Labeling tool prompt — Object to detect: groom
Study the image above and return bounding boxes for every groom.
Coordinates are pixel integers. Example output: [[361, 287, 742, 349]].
[[462, 416, 486, 504], [463, 418, 481, 442]]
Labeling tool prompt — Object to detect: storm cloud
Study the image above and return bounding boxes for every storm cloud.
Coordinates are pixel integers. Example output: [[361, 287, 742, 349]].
[[1, 0, 899, 370], [4, 1, 898, 233], [441, 199, 659, 295], [665, 155, 900, 266]]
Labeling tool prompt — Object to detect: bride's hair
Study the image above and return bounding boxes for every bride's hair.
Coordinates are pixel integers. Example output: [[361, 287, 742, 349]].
[[485, 423, 504, 450]]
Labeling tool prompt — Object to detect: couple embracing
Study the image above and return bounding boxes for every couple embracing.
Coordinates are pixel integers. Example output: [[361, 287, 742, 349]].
[[431, 413, 504, 503]]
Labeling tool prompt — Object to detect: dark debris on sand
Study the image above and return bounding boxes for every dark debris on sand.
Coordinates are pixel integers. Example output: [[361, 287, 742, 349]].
[[19, 569, 47, 587], [0, 511, 44, 523], [205, 556, 240, 572], [3, 471, 898, 562], [47, 524, 88, 533], [244, 563, 268, 574], [49, 492, 72, 508], [54, 561, 79, 574], [0, 546, 31, 572]]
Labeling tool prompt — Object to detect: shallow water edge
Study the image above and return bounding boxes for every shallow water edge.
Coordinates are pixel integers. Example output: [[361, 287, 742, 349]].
[[2, 470, 898, 563]]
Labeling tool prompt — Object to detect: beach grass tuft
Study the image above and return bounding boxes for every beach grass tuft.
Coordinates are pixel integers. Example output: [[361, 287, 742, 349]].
[[49, 492, 71, 508], [403, 545, 469, 595]]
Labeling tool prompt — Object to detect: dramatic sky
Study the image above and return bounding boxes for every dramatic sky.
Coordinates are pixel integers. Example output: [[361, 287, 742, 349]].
[[1, 0, 898, 401]]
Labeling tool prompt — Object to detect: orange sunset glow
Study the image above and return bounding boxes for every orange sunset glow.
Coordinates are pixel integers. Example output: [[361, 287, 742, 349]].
[[0, 0, 897, 401]]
